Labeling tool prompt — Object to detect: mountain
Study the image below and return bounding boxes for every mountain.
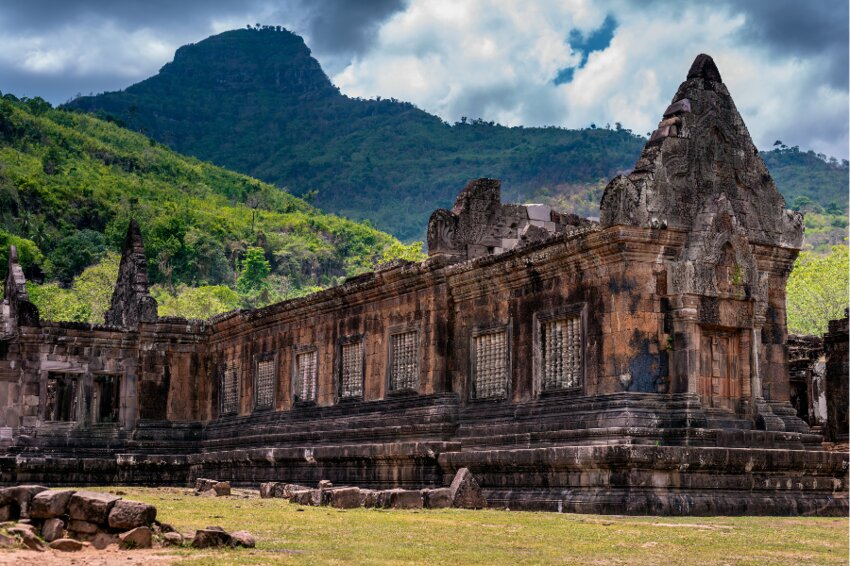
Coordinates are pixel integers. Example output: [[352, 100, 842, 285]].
[[65, 27, 848, 245], [0, 93, 415, 296], [64, 27, 648, 241]]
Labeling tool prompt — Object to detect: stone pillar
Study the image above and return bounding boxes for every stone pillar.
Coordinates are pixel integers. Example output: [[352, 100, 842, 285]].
[[669, 294, 699, 394]]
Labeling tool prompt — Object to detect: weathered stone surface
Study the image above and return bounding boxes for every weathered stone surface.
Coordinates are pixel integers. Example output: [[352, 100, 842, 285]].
[[259, 482, 278, 498], [360, 489, 379, 508], [49, 538, 84, 552], [0, 532, 16, 548], [194, 478, 218, 492], [317, 480, 333, 489], [327, 487, 361, 509], [8, 525, 45, 551], [68, 491, 120, 524], [104, 218, 158, 327], [41, 517, 65, 542], [230, 530, 256, 548], [191, 527, 232, 548], [108, 499, 157, 530], [450, 468, 486, 509], [68, 519, 99, 534], [1, 485, 48, 518], [213, 481, 231, 496], [30, 489, 75, 519], [378, 489, 423, 509], [0, 505, 13, 522], [91, 531, 119, 550], [162, 531, 184, 546], [119, 526, 152, 549], [422, 488, 452, 509]]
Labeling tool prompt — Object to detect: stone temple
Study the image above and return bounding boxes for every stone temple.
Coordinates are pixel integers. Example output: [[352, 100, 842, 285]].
[[0, 55, 847, 515]]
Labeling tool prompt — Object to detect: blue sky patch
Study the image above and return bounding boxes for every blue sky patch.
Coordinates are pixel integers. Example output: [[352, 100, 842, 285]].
[[554, 15, 617, 85]]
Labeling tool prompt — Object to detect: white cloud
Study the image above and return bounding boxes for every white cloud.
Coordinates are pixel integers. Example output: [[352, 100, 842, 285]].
[[328, 0, 848, 158]]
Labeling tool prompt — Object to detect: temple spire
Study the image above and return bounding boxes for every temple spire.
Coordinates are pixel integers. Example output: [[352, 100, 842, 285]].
[[104, 219, 158, 327]]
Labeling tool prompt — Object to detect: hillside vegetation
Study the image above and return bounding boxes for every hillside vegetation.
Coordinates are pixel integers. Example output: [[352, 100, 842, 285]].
[[66, 27, 848, 246], [0, 94, 422, 322]]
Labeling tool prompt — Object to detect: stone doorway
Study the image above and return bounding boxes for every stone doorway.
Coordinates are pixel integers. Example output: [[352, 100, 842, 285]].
[[699, 330, 741, 411], [93, 374, 121, 423]]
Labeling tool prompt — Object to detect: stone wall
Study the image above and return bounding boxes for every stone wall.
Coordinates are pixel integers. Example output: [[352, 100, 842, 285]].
[[824, 312, 849, 443]]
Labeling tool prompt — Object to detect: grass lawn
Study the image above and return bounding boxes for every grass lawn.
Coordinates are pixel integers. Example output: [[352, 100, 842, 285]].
[[65, 487, 848, 565]]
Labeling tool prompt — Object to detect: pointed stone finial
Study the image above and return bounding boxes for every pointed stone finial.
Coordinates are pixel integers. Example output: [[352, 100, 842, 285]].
[[687, 53, 722, 83], [104, 219, 158, 327], [4, 245, 39, 329]]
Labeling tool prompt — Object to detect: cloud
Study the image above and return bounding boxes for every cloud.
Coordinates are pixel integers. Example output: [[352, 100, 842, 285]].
[[332, 0, 848, 158], [0, 0, 845, 158]]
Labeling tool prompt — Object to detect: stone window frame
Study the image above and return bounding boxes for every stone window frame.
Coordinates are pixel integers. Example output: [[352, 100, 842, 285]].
[[219, 358, 241, 416], [533, 303, 587, 397], [335, 333, 366, 402], [386, 321, 421, 395], [252, 352, 278, 412], [292, 345, 319, 406], [469, 321, 512, 401]]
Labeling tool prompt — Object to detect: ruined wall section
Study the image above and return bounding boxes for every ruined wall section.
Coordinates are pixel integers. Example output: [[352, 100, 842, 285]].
[[428, 178, 593, 261], [104, 219, 158, 328], [204, 260, 452, 420], [824, 312, 849, 443]]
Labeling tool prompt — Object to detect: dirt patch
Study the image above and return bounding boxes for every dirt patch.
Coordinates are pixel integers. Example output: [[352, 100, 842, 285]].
[[0, 548, 178, 565]]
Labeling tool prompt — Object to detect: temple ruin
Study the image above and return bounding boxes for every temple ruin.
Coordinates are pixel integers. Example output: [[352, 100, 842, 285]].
[[0, 55, 847, 515]]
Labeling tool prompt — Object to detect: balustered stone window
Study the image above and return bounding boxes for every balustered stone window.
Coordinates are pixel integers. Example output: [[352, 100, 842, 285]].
[[472, 329, 509, 399], [45, 373, 79, 422], [220, 359, 240, 415], [338, 338, 364, 399], [294, 349, 318, 403], [254, 355, 276, 410], [389, 330, 419, 392], [540, 313, 584, 391]]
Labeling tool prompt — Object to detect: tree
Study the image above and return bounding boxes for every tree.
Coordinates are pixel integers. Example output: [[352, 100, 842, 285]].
[[786, 244, 849, 335], [236, 247, 271, 293]]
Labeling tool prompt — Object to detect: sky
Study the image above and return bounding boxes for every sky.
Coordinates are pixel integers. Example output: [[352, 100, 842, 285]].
[[0, 0, 847, 159]]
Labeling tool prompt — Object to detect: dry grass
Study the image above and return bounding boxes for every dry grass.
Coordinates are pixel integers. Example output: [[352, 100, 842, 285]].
[[4, 487, 847, 565]]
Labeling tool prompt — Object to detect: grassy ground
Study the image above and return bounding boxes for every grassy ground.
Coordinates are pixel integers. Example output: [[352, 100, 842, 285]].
[[58, 487, 846, 565]]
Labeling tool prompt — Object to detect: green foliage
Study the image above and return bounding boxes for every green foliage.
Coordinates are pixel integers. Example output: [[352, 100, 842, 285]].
[[377, 241, 426, 265], [0, 92, 409, 320], [786, 244, 850, 335], [151, 284, 241, 319], [64, 28, 849, 244], [26, 252, 119, 322], [236, 247, 271, 293]]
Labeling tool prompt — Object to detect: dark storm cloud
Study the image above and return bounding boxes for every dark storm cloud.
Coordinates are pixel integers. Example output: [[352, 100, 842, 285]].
[[289, 0, 407, 55], [728, 0, 849, 88]]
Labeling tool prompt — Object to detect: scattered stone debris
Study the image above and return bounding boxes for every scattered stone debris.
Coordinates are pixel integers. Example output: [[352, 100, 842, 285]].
[[0, 484, 256, 554], [194, 478, 232, 497], [259, 468, 486, 511]]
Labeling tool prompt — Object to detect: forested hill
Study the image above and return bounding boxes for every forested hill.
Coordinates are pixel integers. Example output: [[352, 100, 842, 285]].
[[0, 94, 417, 299], [64, 27, 648, 241], [65, 27, 848, 243]]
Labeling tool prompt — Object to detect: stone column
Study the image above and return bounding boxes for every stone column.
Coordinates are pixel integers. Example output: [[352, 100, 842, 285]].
[[669, 294, 700, 394]]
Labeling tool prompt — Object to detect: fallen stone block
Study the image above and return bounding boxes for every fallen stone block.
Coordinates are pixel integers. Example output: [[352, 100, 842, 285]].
[[49, 538, 84, 552], [450, 468, 486, 509], [119, 526, 152, 549], [191, 526, 232, 548], [91, 531, 119, 550], [422, 488, 452, 509], [30, 489, 75, 519], [378, 489, 423, 509], [0, 505, 13, 522], [1, 485, 48, 518], [162, 531, 184, 546], [360, 489, 379, 508], [41, 517, 65, 542], [8, 526, 46, 551], [213, 481, 231, 496], [230, 530, 256, 548], [328, 487, 361, 509], [259, 482, 280, 499], [288, 489, 320, 506], [108, 499, 157, 530], [194, 478, 218, 492], [0, 532, 16, 548], [68, 519, 99, 534], [69, 490, 121, 524], [318, 480, 333, 489]]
